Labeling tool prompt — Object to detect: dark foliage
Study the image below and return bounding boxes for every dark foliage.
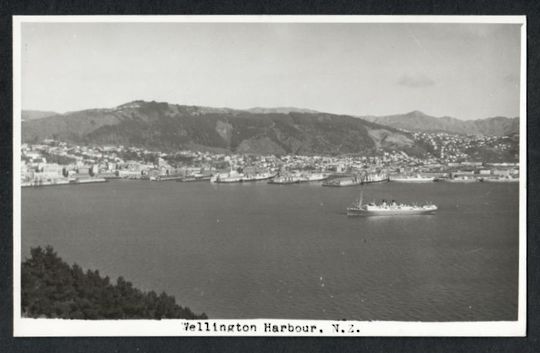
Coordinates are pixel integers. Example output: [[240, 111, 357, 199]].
[[21, 246, 208, 320]]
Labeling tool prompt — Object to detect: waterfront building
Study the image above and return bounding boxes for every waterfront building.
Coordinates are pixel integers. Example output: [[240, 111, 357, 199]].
[[493, 169, 511, 176]]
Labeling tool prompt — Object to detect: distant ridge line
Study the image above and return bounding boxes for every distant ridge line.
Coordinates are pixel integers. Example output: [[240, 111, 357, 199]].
[[22, 100, 519, 145]]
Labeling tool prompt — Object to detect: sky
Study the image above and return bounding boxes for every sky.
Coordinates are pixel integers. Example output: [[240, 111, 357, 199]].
[[20, 21, 522, 120]]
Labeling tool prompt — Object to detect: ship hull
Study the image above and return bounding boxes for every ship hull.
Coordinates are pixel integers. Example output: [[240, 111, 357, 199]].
[[214, 178, 243, 183], [268, 180, 298, 185], [347, 208, 437, 216], [390, 178, 434, 183], [323, 180, 361, 187], [441, 178, 478, 183], [481, 178, 518, 183], [177, 176, 211, 182], [305, 176, 329, 182], [242, 174, 276, 182]]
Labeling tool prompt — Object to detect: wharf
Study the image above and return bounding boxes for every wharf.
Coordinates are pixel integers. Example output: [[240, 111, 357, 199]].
[[22, 177, 107, 188]]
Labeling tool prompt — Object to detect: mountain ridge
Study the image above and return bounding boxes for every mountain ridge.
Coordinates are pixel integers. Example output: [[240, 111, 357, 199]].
[[246, 107, 321, 115], [21, 110, 60, 121], [22, 100, 424, 156], [22, 101, 518, 156], [360, 110, 519, 136]]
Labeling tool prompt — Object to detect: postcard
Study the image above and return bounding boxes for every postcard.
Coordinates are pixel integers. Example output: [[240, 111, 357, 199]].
[[13, 15, 526, 336]]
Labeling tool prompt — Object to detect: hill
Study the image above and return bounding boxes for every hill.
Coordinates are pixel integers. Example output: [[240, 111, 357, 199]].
[[246, 107, 321, 114], [22, 245, 207, 319], [22, 100, 423, 156], [361, 111, 519, 136], [21, 110, 59, 121]]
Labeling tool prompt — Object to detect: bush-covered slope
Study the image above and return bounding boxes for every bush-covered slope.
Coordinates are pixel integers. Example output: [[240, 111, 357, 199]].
[[22, 246, 207, 319], [22, 100, 419, 156]]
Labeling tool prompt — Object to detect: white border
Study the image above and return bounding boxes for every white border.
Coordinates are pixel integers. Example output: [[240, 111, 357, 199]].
[[12, 15, 527, 337]]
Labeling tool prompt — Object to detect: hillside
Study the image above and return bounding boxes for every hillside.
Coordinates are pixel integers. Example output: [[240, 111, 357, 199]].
[[22, 100, 423, 156], [22, 245, 207, 319], [21, 110, 59, 121], [362, 111, 519, 136]]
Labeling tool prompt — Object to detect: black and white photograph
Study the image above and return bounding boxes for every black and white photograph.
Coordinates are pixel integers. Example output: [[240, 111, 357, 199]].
[[12, 16, 526, 336]]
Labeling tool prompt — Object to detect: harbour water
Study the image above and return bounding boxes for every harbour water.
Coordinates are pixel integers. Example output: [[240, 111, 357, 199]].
[[21, 181, 519, 321]]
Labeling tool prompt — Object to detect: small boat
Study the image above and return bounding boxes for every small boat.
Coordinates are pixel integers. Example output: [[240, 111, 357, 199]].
[[346, 191, 437, 216]]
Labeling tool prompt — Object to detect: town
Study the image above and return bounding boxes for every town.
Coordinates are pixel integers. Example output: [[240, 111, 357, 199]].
[[20, 131, 519, 188]]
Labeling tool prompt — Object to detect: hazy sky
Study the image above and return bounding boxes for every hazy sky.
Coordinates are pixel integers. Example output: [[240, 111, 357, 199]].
[[21, 22, 522, 119]]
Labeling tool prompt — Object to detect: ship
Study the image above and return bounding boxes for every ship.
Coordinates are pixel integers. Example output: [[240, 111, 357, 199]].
[[390, 174, 435, 183], [268, 174, 302, 184], [481, 176, 519, 183], [211, 170, 276, 183], [362, 172, 389, 184], [322, 175, 362, 187], [242, 171, 276, 182], [210, 171, 244, 183], [268, 171, 325, 184], [346, 192, 437, 216], [441, 175, 478, 183], [177, 175, 212, 182], [303, 172, 329, 182], [323, 172, 388, 187]]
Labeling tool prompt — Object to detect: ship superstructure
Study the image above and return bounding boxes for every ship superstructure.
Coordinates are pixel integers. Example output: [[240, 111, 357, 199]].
[[346, 192, 437, 216]]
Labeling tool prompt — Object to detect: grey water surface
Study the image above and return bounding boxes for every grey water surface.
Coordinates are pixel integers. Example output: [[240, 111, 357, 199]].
[[22, 181, 519, 321]]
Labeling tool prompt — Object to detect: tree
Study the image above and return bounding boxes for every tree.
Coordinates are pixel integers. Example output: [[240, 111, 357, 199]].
[[21, 246, 208, 319]]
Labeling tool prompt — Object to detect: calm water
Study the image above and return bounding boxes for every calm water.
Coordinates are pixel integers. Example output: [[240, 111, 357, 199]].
[[21, 181, 519, 321]]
